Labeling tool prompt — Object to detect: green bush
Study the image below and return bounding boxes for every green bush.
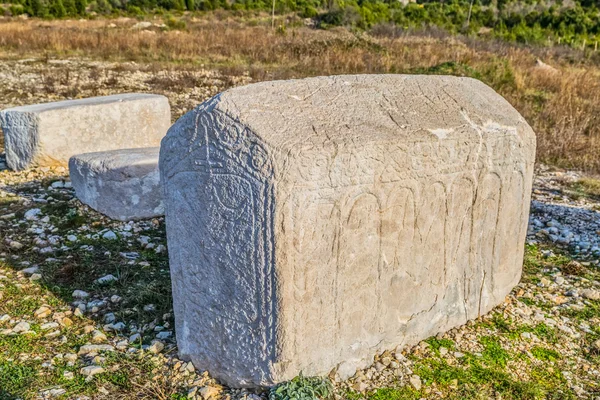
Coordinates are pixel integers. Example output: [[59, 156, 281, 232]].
[[269, 374, 333, 400], [300, 4, 317, 18], [165, 15, 186, 29], [126, 4, 143, 14], [9, 4, 25, 14]]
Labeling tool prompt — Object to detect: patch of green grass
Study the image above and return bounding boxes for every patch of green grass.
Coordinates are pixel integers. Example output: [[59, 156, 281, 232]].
[[425, 337, 455, 356], [367, 387, 421, 400], [0, 282, 42, 317], [568, 178, 600, 200], [170, 394, 190, 400], [478, 313, 513, 333], [522, 244, 571, 284], [562, 301, 600, 321], [480, 336, 510, 368], [414, 356, 544, 399], [411, 61, 482, 80], [98, 368, 132, 389], [528, 365, 574, 399], [517, 297, 536, 307], [531, 346, 561, 362], [531, 323, 559, 344], [0, 361, 38, 398], [0, 333, 48, 358], [503, 322, 558, 344]]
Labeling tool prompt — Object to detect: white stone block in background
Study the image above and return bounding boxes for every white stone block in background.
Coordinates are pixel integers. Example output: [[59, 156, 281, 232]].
[[70, 147, 163, 221], [0, 93, 170, 170]]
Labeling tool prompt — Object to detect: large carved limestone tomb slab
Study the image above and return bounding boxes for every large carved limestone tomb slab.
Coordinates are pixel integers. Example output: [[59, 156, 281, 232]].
[[160, 75, 536, 387], [0, 93, 170, 170]]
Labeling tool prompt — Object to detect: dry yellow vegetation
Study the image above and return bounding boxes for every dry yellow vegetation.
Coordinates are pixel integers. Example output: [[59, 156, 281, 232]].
[[1, 15, 600, 173]]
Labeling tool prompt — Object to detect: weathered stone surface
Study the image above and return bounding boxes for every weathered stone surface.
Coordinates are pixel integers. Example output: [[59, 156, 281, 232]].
[[70, 148, 163, 221], [160, 75, 536, 387], [0, 94, 170, 170]]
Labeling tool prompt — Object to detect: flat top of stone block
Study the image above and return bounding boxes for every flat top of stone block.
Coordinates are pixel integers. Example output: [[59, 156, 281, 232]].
[[206, 74, 530, 149], [70, 147, 159, 175], [1, 93, 166, 114]]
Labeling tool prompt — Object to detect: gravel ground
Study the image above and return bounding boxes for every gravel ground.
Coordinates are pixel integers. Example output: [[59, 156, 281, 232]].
[[1, 162, 599, 399], [1, 59, 600, 399], [528, 166, 600, 259]]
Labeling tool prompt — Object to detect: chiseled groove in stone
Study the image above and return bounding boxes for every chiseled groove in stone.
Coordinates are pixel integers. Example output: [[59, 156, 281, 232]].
[[0, 112, 38, 171], [159, 74, 536, 388]]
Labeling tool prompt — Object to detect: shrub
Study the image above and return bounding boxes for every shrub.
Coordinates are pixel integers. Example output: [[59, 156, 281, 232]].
[[300, 5, 317, 18], [269, 374, 333, 400], [165, 15, 186, 29], [9, 4, 25, 14]]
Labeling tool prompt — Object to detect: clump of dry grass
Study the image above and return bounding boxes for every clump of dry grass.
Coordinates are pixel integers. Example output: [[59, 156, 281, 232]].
[[1, 16, 600, 172]]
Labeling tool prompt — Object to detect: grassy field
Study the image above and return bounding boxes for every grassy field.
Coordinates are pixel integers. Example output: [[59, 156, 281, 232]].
[[1, 15, 600, 174]]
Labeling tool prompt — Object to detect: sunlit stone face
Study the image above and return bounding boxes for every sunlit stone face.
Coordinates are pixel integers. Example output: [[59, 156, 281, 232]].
[[160, 74, 536, 388]]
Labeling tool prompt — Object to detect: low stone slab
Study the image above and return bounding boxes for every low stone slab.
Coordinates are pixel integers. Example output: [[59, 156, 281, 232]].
[[0, 93, 170, 170], [70, 148, 163, 221], [160, 75, 536, 387]]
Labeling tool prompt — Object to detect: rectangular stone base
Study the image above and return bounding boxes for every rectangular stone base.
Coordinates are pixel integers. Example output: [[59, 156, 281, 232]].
[[0, 93, 170, 170]]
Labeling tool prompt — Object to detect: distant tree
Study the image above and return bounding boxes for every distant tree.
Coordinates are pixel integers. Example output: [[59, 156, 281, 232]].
[[185, 0, 195, 10], [63, 0, 78, 14], [158, 0, 184, 9], [25, 0, 48, 17], [74, 0, 87, 13], [49, 0, 67, 16], [95, 0, 113, 13]]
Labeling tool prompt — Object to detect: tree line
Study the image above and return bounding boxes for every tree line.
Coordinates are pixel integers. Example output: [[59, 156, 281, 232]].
[[6, 0, 600, 49]]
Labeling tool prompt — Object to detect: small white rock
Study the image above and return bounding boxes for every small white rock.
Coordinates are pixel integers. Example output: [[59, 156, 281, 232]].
[[72, 290, 89, 299], [20, 266, 39, 276], [24, 208, 42, 220], [409, 375, 422, 390], [102, 231, 117, 240], [91, 330, 107, 343], [156, 331, 172, 340], [80, 365, 105, 377], [129, 333, 141, 343], [104, 313, 116, 324], [41, 322, 59, 330], [110, 295, 122, 303], [148, 340, 165, 354], [13, 321, 30, 333], [143, 304, 156, 312], [95, 274, 117, 284]]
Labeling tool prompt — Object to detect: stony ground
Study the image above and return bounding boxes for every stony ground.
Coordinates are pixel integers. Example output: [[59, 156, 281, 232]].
[[1, 161, 600, 400], [1, 58, 600, 400]]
